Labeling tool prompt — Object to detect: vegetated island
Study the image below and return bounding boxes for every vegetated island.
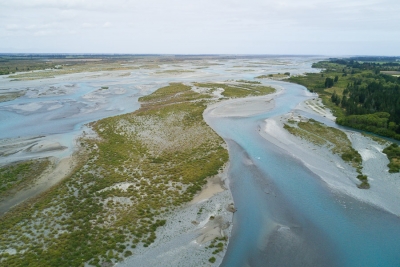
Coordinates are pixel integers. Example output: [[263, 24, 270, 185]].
[[256, 72, 291, 80], [289, 57, 400, 174], [0, 81, 275, 266], [283, 118, 369, 189]]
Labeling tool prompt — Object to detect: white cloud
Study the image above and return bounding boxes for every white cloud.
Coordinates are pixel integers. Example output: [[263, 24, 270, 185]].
[[82, 23, 95, 28], [33, 30, 53, 36], [5, 24, 20, 30], [0, 0, 399, 55]]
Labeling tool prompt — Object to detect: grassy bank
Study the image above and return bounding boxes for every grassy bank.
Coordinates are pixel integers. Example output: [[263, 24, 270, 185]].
[[194, 82, 275, 98], [289, 58, 400, 175], [0, 91, 26, 103], [0, 159, 51, 200], [256, 73, 290, 80], [283, 118, 369, 189]]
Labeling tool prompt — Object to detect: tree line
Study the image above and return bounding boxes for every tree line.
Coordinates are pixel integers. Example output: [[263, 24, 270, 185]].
[[328, 59, 400, 139]]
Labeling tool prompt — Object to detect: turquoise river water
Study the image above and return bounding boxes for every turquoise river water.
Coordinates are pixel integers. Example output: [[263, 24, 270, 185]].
[[206, 81, 400, 267]]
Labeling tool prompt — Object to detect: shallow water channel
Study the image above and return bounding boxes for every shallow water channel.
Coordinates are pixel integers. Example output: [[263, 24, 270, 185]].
[[205, 81, 400, 267]]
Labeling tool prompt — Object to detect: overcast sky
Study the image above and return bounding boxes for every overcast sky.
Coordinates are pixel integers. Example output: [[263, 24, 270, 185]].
[[0, 0, 399, 55]]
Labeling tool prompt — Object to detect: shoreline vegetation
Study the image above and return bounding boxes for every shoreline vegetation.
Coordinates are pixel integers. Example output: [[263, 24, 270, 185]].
[[288, 57, 400, 173], [283, 118, 369, 189], [0, 81, 274, 266], [194, 82, 275, 98], [0, 159, 52, 200], [256, 72, 290, 80]]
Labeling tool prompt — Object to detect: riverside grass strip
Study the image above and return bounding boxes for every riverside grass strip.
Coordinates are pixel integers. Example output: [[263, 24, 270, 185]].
[[194, 82, 275, 98], [0, 159, 51, 199], [284, 118, 369, 189], [0, 91, 26, 103]]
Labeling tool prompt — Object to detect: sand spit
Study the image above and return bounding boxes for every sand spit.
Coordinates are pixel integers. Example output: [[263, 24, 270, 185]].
[[191, 164, 229, 204], [0, 136, 70, 170], [295, 97, 335, 121]]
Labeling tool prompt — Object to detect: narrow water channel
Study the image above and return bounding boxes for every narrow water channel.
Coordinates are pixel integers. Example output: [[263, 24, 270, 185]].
[[205, 81, 400, 267]]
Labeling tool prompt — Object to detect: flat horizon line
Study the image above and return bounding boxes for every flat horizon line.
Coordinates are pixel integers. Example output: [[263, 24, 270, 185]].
[[0, 53, 398, 58]]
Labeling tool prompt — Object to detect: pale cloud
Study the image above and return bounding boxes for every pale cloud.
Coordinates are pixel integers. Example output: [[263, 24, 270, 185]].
[[0, 0, 399, 55], [103, 22, 111, 28], [82, 23, 95, 28], [33, 30, 53, 36], [5, 24, 20, 30]]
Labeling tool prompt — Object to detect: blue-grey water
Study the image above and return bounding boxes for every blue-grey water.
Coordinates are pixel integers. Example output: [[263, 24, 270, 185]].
[[206, 81, 400, 267]]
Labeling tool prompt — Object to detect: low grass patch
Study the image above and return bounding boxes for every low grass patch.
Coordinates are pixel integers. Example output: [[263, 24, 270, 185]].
[[361, 133, 390, 146], [0, 159, 51, 199], [0, 91, 25, 103], [235, 80, 261, 84], [256, 73, 290, 79], [194, 82, 275, 98]]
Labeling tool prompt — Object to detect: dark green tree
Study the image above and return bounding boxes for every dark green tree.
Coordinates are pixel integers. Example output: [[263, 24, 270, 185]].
[[334, 75, 339, 82], [325, 77, 334, 88]]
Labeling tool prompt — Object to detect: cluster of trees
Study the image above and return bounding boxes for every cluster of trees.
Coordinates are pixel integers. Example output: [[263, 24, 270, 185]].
[[382, 143, 400, 173], [325, 76, 339, 88], [336, 113, 400, 139], [324, 59, 400, 140]]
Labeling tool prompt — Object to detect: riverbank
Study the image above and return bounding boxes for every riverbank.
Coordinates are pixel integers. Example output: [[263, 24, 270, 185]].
[[0, 155, 78, 215], [204, 85, 283, 118], [203, 81, 400, 267], [260, 105, 400, 216], [118, 164, 233, 267]]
